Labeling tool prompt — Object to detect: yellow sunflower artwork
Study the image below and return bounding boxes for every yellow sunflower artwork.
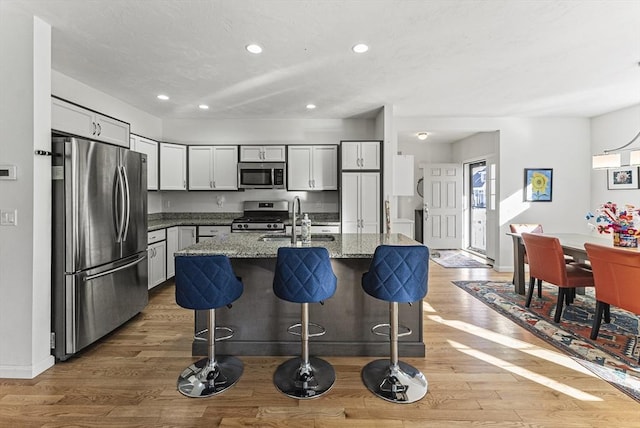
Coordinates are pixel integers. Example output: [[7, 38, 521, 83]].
[[524, 168, 552, 201]]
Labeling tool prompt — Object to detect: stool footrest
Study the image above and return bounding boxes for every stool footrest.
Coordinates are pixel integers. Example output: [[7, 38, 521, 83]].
[[287, 322, 326, 338], [194, 326, 235, 342], [371, 323, 412, 338]]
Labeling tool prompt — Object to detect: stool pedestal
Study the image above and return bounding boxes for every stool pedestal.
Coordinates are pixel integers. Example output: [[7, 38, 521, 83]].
[[177, 308, 243, 398], [361, 302, 427, 403], [273, 302, 335, 399]]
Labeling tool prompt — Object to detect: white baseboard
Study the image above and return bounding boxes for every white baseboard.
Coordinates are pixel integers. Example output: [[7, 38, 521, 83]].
[[0, 355, 54, 379]]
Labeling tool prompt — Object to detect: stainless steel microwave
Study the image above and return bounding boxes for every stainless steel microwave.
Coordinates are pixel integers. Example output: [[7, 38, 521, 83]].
[[237, 162, 286, 189]]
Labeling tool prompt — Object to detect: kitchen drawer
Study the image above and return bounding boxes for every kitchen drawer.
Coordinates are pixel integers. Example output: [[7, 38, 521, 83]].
[[147, 229, 166, 244], [287, 225, 341, 234], [198, 225, 231, 236], [311, 225, 340, 234]]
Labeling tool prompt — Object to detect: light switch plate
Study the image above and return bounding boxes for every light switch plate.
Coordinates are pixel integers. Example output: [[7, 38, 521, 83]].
[[0, 209, 17, 226]]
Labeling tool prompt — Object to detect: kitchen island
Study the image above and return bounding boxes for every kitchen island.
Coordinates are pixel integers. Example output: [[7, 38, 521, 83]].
[[176, 232, 426, 357]]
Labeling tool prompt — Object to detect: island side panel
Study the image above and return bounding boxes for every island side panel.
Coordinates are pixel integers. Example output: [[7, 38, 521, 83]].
[[192, 257, 425, 357]]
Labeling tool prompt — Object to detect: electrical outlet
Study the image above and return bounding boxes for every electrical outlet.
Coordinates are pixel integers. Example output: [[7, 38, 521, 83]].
[[0, 209, 17, 226]]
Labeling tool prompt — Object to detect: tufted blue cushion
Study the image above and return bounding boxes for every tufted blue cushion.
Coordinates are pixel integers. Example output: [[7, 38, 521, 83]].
[[362, 245, 429, 303], [273, 247, 337, 303], [175, 255, 243, 310]]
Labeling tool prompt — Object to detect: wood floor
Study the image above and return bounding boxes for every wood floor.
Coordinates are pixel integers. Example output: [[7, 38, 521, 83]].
[[1, 263, 638, 427]]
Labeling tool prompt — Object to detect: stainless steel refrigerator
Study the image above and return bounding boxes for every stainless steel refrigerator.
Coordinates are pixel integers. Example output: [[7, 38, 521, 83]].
[[51, 136, 148, 361]]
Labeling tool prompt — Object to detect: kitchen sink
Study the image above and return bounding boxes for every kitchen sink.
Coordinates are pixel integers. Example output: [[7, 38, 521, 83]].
[[258, 234, 335, 242]]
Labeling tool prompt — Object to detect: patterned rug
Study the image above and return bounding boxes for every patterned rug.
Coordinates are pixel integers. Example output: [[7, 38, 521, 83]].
[[452, 280, 640, 402], [430, 250, 490, 268]]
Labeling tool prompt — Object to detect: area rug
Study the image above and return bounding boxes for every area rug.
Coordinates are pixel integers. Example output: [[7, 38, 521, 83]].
[[452, 280, 640, 402], [430, 250, 490, 268]]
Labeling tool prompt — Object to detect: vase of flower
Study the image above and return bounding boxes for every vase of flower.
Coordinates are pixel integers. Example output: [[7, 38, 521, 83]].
[[613, 231, 638, 248], [586, 202, 640, 247]]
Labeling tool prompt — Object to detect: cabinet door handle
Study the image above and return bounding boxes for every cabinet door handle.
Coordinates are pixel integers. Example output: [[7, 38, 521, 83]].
[[96, 122, 101, 135], [92, 122, 97, 135], [183, 180, 186, 188], [213, 180, 216, 188], [210, 181, 213, 188]]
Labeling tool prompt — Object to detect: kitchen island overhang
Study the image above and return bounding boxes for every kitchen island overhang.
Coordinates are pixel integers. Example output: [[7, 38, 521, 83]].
[[175, 233, 427, 357]]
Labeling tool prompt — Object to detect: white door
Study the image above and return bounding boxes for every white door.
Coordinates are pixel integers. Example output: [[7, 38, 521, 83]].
[[212, 146, 238, 190], [341, 173, 360, 233], [165, 227, 179, 279], [360, 141, 380, 170], [360, 172, 380, 232], [160, 143, 187, 190], [423, 163, 463, 249], [188, 146, 213, 190], [312, 146, 338, 190], [287, 146, 312, 190]]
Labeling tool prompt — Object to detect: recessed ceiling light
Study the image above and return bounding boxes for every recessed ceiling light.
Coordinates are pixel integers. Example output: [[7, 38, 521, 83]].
[[352, 43, 369, 53], [417, 132, 429, 140], [157, 94, 169, 101], [306, 104, 316, 110], [246, 44, 263, 54], [198, 104, 209, 110]]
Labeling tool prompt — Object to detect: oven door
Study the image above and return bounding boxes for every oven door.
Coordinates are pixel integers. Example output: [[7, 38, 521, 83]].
[[237, 162, 285, 189]]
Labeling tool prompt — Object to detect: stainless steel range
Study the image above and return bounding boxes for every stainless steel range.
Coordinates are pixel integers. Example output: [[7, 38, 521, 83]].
[[232, 200, 289, 232]]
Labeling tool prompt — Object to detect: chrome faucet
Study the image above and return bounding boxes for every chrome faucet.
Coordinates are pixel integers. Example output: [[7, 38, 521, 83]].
[[291, 196, 301, 245]]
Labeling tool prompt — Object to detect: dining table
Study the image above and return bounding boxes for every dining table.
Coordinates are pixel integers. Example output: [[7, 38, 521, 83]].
[[506, 232, 621, 295]]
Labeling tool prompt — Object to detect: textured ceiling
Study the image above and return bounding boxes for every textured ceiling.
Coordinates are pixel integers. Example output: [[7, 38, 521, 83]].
[[6, 0, 640, 126]]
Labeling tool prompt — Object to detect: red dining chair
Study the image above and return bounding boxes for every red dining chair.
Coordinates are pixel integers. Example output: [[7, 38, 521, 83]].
[[510, 224, 575, 298], [584, 243, 640, 363], [510, 224, 545, 298], [521, 233, 594, 323]]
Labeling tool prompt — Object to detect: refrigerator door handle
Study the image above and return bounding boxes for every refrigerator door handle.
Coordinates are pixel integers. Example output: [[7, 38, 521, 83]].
[[121, 165, 131, 241], [85, 253, 147, 282], [115, 165, 127, 242]]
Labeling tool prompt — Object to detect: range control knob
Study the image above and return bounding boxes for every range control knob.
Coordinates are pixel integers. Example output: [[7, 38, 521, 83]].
[[243, 224, 248, 229]]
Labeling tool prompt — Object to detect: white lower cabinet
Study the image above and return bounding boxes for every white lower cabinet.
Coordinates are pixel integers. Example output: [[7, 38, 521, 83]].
[[148, 241, 167, 290], [341, 172, 380, 234], [166, 226, 196, 278]]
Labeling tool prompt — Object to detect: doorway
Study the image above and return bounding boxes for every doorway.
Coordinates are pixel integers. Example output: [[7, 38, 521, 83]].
[[468, 161, 486, 254]]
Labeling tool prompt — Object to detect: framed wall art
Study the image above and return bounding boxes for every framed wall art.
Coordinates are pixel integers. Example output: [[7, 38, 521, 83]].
[[524, 168, 553, 202], [607, 166, 639, 189]]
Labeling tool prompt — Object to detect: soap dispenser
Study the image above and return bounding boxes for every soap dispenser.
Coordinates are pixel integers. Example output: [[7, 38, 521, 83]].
[[301, 213, 311, 244]]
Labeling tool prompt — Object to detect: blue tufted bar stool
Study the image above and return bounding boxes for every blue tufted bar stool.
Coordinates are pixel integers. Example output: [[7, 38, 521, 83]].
[[272, 246, 338, 399], [361, 245, 430, 403], [174, 255, 244, 398]]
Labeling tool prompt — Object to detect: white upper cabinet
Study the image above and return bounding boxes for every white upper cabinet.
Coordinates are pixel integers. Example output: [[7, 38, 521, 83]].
[[341, 141, 380, 170], [51, 97, 130, 147], [240, 145, 286, 162], [130, 134, 159, 191], [188, 145, 238, 190], [287, 145, 337, 191], [160, 143, 187, 190]]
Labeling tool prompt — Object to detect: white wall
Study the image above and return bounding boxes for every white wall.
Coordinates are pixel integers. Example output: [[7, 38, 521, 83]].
[[590, 104, 640, 209], [0, 8, 54, 378], [396, 116, 591, 270]]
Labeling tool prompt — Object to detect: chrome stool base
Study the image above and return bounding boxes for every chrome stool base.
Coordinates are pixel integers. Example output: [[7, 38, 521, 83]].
[[177, 355, 243, 398], [274, 356, 335, 399], [361, 360, 427, 403]]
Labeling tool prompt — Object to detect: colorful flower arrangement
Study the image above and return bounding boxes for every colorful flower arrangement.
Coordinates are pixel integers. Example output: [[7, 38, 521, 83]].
[[585, 202, 640, 237]]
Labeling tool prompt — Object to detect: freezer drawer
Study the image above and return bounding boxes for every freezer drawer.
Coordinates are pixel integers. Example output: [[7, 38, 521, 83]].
[[54, 253, 148, 360]]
